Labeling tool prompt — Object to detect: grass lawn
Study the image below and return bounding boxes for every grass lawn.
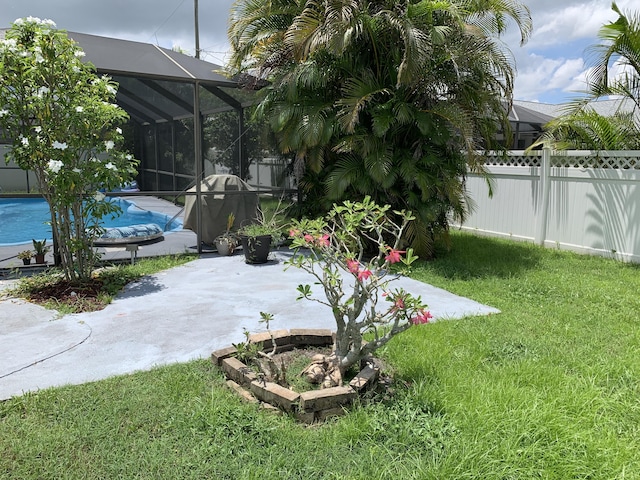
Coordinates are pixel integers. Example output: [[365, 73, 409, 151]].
[[1, 232, 639, 479]]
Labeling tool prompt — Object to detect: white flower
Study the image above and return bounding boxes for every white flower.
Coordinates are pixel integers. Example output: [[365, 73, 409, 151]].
[[13, 18, 24, 26], [0, 110, 8, 117], [72, 168, 81, 173], [116, 127, 122, 134], [34, 126, 41, 133], [26, 16, 42, 24], [35, 53, 44, 63], [74, 50, 86, 58], [72, 66, 81, 73], [75, 106, 83, 113], [47, 159, 63, 173], [20, 136, 29, 146], [94, 191, 106, 202], [104, 140, 115, 151], [52, 141, 67, 150], [42, 19, 56, 27], [106, 85, 117, 95], [105, 162, 117, 171], [0, 38, 17, 52]]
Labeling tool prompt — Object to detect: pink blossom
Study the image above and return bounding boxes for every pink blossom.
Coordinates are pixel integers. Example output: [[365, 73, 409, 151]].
[[385, 247, 405, 264], [303, 234, 314, 244], [357, 269, 372, 281], [394, 297, 405, 311], [346, 259, 360, 274], [289, 228, 300, 238], [317, 234, 330, 247], [412, 310, 433, 325]]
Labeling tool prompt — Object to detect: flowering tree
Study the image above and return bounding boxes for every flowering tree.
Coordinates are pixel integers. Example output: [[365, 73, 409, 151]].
[[288, 197, 432, 381], [0, 17, 138, 283]]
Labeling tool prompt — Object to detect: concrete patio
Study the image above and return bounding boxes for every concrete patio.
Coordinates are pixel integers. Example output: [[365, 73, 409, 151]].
[[0, 195, 500, 401]]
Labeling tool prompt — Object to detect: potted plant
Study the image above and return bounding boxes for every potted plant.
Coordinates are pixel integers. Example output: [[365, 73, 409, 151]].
[[214, 213, 238, 256], [238, 200, 287, 264], [18, 250, 33, 265], [32, 238, 49, 264]]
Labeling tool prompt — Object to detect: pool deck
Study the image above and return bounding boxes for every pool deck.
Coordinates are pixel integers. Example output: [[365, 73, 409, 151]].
[[0, 196, 204, 275]]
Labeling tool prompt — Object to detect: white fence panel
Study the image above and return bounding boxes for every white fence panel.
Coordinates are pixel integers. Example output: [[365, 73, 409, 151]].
[[459, 150, 640, 263]]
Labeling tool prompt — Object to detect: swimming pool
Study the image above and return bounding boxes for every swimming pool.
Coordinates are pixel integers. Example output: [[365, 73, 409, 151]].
[[0, 197, 183, 246]]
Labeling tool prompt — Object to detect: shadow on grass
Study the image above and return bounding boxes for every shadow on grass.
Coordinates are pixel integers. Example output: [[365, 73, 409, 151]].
[[418, 233, 544, 280]]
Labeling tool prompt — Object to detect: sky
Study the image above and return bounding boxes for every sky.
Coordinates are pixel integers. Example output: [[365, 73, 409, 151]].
[[0, 0, 636, 105]]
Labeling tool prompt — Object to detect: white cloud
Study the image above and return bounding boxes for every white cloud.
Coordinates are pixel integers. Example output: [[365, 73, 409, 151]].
[[514, 56, 561, 101], [531, 1, 614, 47], [514, 54, 589, 101], [549, 58, 586, 90]]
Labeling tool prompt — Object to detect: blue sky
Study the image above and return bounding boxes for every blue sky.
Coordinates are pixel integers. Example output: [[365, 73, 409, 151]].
[[0, 0, 636, 105]]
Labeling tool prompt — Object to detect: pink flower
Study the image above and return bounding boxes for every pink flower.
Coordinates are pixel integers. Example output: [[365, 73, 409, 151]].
[[317, 234, 330, 247], [303, 234, 314, 244], [385, 247, 405, 264], [289, 228, 300, 238], [357, 269, 372, 281], [394, 297, 405, 311], [412, 310, 433, 325], [346, 259, 360, 274]]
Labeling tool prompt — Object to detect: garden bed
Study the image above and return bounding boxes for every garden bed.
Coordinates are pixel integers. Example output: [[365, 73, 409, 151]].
[[211, 329, 381, 424]]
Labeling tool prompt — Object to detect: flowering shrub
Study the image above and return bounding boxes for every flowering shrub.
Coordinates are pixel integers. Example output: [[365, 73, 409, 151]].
[[287, 196, 432, 377], [0, 17, 138, 283]]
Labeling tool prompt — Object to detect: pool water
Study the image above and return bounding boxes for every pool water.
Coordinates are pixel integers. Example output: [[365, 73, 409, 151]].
[[0, 197, 182, 246]]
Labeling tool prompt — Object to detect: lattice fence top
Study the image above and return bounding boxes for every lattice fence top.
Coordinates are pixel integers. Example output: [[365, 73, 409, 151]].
[[551, 153, 640, 169], [483, 151, 541, 167], [482, 150, 640, 169]]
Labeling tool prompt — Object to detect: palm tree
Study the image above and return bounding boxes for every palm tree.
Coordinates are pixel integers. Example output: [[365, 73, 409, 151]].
[[588, 2, 640, 111], [228, 0, 532, 256], [533, 108, 640, 150], [533, 2, 640, 150]]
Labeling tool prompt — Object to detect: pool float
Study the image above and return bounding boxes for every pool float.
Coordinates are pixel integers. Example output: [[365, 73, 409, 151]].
[[93, 223, 164, 246]]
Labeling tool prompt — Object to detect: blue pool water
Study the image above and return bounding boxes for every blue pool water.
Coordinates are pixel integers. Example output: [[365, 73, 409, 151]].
[[0, 197, 182, 246]]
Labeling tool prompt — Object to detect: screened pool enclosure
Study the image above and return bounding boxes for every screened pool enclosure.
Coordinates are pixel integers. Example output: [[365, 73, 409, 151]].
[[0, 30, 292, 250]]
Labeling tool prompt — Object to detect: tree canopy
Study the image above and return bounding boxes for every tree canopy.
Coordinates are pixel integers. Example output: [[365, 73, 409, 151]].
[[228, 0, 532, 256], [0, 17, 138, 282]]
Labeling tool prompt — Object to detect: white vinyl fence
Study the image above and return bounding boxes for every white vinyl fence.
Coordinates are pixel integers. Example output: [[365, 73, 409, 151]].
[[459, 149, 640, 263]]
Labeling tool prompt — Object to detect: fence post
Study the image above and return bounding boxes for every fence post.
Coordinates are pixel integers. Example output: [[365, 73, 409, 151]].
[[535, 147, 551, 246]]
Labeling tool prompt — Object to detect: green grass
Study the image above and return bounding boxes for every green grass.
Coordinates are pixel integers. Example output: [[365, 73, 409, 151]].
[[2, 233, 640, 478]]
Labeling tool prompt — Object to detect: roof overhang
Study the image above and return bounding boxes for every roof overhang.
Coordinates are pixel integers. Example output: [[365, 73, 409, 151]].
[[0, 28, 247, 125]]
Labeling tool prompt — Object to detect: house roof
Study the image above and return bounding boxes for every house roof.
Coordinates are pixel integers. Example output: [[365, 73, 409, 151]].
[[514, 98, 638, 119], [509, 103, 555, 127], [66, 31, 236, 87], [0, 28, 247, 124]]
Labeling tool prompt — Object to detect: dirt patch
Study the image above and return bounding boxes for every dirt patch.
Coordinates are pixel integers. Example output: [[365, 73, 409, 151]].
[[24, 278, 108, 312]]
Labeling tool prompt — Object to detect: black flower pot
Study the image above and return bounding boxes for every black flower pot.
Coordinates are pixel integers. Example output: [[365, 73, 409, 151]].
[[240, 235, 272, 264], [22, 258, 31, 265]]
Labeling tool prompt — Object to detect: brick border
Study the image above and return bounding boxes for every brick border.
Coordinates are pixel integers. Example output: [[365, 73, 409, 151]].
[[211, 329, 380, 424]]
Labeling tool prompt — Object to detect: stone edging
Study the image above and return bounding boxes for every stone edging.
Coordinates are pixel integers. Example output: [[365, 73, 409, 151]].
[[211, 329, 380, 424]]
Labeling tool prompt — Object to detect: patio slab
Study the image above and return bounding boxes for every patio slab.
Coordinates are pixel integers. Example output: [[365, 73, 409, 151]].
[[0, 250, 500, 400]]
